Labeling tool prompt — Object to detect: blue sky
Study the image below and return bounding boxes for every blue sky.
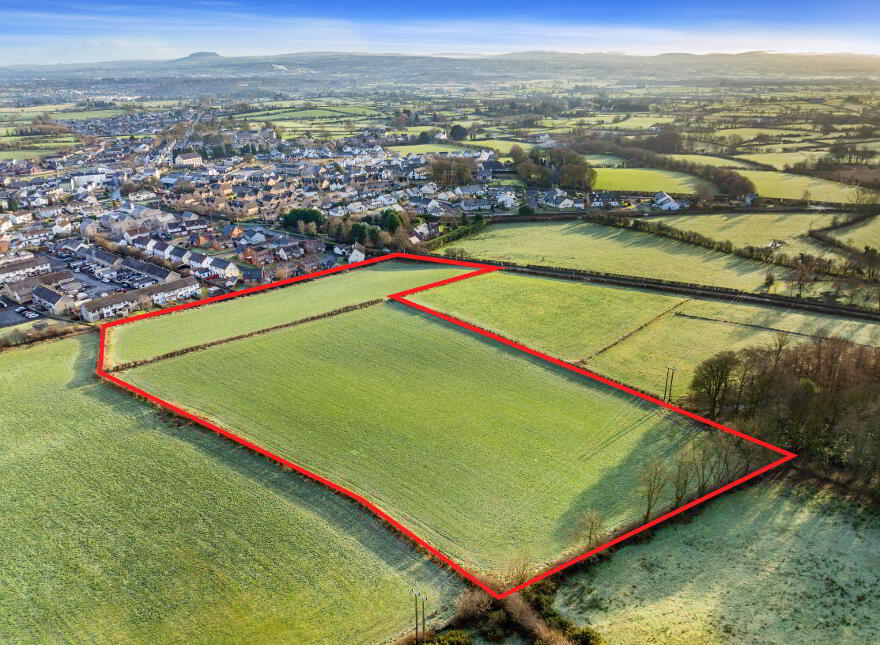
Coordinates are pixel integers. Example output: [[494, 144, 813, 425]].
[[1, 0, 878, 65]]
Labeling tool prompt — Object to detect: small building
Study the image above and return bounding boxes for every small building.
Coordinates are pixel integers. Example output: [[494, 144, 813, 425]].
[[174, 152, 203, 167], [31, 285, 74, 314], [348, 243, 366, 264]]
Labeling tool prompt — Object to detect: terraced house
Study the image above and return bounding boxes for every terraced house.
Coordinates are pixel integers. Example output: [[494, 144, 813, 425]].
[[79, 276, 200, 321]]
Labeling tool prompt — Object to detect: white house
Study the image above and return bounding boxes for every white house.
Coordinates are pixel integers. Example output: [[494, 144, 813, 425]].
[[348, 243, 366, 264], [653, 192, 680, 211]]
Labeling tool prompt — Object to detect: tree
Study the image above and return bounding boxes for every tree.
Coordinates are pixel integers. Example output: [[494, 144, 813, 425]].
[[449, 124, 468, 141], [671, 448, 694, 506], [573, 509, 605, 551], [638, 458, 668, 523], [691, 351, 739, 419], [518, 205, 534, 216]]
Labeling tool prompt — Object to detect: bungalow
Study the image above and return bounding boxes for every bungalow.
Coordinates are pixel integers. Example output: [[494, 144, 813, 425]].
[[461, 199, 492, 212]]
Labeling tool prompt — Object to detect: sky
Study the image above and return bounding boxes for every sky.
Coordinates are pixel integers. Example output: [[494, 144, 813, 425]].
[[1, 0, 879, 65]]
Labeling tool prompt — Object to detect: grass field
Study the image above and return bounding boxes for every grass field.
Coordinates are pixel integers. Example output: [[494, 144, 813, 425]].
[[589, 298, 880, 398], [387, 143, 468, 155], [581, 154, 626, 167], [738, 170, 868, 202], [411, 271, 686, 361], [828, 215, 880, 250], [665, 154, 755, 169], [468, 139, 533, 154], [556, 480, 880, 644], [446, 221, 777, 290], [411, 271, 880, 399], [0, 336, 461, 644], [120, 302, 723, 576], [107, 262, 471, 366], [649, 211, 843, 258], [594, 168, 718, 194], [736, 151, 830, 170]]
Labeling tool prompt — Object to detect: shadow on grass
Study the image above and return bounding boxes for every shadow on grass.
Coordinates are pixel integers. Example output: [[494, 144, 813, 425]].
[[72, 334, 462, 594]]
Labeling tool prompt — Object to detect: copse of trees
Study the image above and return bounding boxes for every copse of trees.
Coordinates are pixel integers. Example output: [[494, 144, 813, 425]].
[[689, 335, 880, 494], [429, 157, 475, 185], [509, 144, 597, 190], [569, 134, 756, 196], [281, 207, 326, 230]]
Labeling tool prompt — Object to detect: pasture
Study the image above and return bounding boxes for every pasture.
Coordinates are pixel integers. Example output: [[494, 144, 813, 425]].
[[736, 151, 830, 170], [411, 271, 880, 398], [0, 336, 461, 644], [107, 261, 471, 366], [829, 215, 880, 250], [556, 481, 880, 645], [738, 170, 868, 203], [387, 143, 469, 155], [445, 221, 777, 290], [594, 168, 718, 194], [467, 139, 534, 154], [120, 302, 731, 577], [648, 211, 843, 258]]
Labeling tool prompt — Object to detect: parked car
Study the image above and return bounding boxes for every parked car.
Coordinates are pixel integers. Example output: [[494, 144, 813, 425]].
[[15, 306, 26, 313]]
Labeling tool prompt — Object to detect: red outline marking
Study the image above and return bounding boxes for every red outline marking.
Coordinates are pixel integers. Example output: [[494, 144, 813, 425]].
[[96, 252, 795, 598]]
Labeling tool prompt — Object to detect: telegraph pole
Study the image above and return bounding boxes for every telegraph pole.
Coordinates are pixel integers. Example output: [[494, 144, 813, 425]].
[[666, 367, 676, 402], [422, 596, 427, 642]]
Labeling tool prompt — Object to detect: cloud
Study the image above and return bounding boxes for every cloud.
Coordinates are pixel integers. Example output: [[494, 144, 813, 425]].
[[1, 10, 879, 65]]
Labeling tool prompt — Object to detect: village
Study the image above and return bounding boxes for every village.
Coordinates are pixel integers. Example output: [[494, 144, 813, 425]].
[[0, 114, 694, 327]]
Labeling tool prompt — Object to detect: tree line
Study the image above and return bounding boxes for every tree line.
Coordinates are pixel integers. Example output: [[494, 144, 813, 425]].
[[509, 145, 597, 190]]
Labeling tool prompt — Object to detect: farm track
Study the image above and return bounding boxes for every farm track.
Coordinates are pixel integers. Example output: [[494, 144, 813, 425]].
[[108, 299, 383, 373]]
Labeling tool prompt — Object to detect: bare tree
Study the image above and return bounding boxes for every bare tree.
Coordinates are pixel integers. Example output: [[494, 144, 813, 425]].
[[671, 448, 694, 506], [573, 509, 606, 552], [639, 457, 668, 524]]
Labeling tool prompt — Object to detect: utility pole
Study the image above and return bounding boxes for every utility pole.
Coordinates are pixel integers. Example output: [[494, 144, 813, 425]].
[[412, 589, 422, 644], [422, 595, 427, 642], [666, 367, 676, 402], [663, 367, 670, 401]]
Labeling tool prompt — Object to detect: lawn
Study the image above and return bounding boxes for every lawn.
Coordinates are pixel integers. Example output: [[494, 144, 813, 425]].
[[387, 143, 470, 155], [556, 481, 880, 645], [594, 168, 718, 194], [120, 303, 726, 577], [828, 215, 880, 250], [738, 170, 869, 203], [446, 221, 777, 290], [581, 153, 626, 167], [107, 261, 471, 366], [0, 336, 461, 644], [648, 211, 843, 258]]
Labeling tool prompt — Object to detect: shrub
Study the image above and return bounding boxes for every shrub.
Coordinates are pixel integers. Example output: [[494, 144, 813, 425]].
[[478, 609, 513, 642], [566, 626, 606, 645], [426, 629, 474, 645]]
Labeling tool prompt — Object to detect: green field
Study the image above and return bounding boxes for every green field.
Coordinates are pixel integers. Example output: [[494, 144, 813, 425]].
[[446, 221, 777, 290], [666, 154, 755, 169], [468, 139, 534, 154], [387, 143, 469, 155], [0, 336, 461, 644], [412, 271, 686, 361], [581, 153, 626, 167], [412, 271, 880, 398], [108, 262, 471, 366], [594, 168, 718, 194], [590, 298, 880, 397], [649, 211, 843, 258], [738, 170, 868, 202], [736, 151, 830, 170], [556, 480, 880, 644], [120, 303, 727, 576], [829, 215, 880, 250]]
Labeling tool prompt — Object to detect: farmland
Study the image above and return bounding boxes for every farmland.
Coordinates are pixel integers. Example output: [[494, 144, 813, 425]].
[[594, 168, 718, 194], [411, 271, 880, 398], [556, 480, 880, 645], [107, 261, 471, 366], [387, 143, 469, 155], [738, 170, 869, 202], [0, 336, 461, 644], [828, 215, 880, 250], [118, 302, 744, 577], [648, 211, 843, 258], [445, 221, 779, 290]]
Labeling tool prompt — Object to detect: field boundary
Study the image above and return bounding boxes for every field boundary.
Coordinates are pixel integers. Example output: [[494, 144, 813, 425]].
[[96, 252, 796, 599]]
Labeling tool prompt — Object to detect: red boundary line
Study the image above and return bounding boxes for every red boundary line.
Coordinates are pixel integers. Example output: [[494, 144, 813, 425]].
[[96, 252, 795, 599]]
